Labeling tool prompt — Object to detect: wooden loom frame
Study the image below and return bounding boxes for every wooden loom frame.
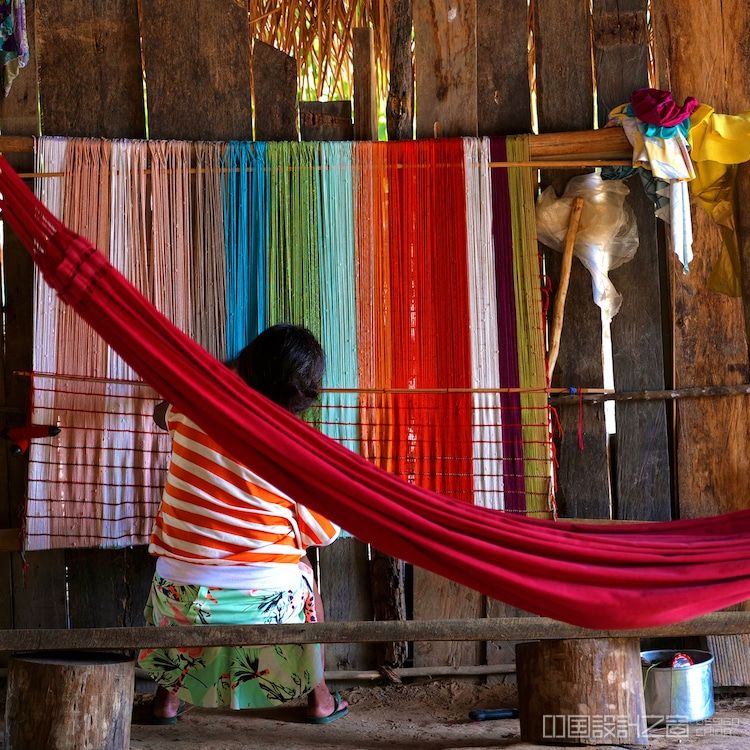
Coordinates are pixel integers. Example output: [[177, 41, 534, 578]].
[[2, 125, 747, 646]]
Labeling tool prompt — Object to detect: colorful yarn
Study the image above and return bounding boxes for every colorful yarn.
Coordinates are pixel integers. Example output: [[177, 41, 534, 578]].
[[318, 142, 359, 450], [27, 136, 554, 550], [507, 136, 552, 514], [223, 141, 267, 360]]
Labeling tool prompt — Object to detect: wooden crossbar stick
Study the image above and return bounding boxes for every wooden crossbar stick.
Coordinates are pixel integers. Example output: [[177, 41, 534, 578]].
[[547, 196, 585, 381], [0, 613, 748, 651]]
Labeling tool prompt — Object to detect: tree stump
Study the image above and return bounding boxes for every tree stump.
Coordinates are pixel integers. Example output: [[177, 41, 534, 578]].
[[516, 638, 647, 745], [5, 651, 134, 750]]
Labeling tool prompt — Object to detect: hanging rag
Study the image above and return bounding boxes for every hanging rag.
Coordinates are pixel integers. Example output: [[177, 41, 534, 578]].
[[687, 103, 750, 296], [608, 101, 695, 273], [0, 0, 28, 95], [630, 88, 699, 128]]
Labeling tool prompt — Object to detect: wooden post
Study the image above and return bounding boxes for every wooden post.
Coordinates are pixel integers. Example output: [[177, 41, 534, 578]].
[[411, 0, 483, 674], [386, 0, 413, 140], [252, 41, 299, 141], [353, 28, 378, 141], [516, 638, 647, 745], [5, 652, 134, 749]]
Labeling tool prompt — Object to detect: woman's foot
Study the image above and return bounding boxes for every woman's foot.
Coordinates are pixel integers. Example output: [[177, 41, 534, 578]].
[[306, 684, 349, 724], [151, 686, 182, 723]]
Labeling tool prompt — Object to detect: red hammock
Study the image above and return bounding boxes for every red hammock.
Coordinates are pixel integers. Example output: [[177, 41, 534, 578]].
[[2, 155, 749, 630]]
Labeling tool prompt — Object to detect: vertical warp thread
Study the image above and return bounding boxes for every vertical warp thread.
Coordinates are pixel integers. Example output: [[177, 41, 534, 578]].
[[489, 137, 527, 511], [507, 135, 552, 515], [464, 137, 505, 509], [318, 141, 360, 450], [194, 141, 228, 361]]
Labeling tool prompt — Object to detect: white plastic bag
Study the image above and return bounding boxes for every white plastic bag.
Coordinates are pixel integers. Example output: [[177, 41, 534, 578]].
[[536, 173, 639, 320]]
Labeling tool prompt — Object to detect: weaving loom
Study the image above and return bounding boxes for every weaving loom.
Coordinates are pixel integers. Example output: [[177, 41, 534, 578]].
[[25, 135, 552, 551], [3, 152, 750, 629]]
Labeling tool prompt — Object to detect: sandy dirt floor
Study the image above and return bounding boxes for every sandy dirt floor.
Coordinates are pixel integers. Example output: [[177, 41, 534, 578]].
[[130, 681, 750, 750]]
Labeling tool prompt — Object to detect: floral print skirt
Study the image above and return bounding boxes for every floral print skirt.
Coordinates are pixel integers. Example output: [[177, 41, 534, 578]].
[[138, 568, 323, 710]]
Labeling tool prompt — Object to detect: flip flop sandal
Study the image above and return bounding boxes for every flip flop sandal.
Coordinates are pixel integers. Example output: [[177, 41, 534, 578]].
[[149, 700, 191, 726], [305, 691, 349, 725]]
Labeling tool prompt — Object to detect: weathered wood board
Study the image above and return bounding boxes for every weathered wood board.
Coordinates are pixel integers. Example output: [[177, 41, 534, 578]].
[[414, 0, 477, 139], [140, 0, 252, 141], [36, 0, 144, 138], [36, 3, 150, 629], [386, 0, 413, 140], [593, 0, 671, 521], [535, 0, 609, 519], [653, 0, 750, 518], [353, 28, 378, 141], [318, 538, 375, 671], [253, 41, 298, 142], [477, 0, 530, 135], [299, 101, 353, 141]]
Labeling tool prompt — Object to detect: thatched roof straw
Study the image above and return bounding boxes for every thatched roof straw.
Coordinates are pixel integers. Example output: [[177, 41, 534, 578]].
[[248, 0, 392, 100]]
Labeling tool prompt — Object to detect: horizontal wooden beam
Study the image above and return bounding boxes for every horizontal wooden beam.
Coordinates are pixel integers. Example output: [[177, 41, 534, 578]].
[[1, 613, 749, 651], [325, 663, 515, 681], [0, 128, 633, 162]]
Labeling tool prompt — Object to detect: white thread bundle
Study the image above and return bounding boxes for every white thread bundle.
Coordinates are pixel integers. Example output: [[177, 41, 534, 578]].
[[463, 138, 505, 509]]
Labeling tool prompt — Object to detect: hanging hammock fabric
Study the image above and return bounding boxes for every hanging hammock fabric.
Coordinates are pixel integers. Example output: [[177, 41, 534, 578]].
[[2, 155, 750, 630]]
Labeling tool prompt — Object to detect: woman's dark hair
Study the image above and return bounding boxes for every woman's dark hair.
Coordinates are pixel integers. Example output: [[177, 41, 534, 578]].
[[236, 324, 325, 415]]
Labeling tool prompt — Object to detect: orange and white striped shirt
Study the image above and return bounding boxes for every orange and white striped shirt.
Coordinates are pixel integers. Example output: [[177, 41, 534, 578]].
[[149, 406, 340, 589]]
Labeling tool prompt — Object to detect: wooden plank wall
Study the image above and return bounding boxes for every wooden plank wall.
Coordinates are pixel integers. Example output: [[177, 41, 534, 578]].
[[592, 0, 671, 522], [299, 101, 354, 141], [4, 0, 748, 685], [535, 0, 609, 520], [654, 0, 750, 687]]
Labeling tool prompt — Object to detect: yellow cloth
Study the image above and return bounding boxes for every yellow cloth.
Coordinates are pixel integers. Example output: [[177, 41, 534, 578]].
[[688, 104, 750, 295]]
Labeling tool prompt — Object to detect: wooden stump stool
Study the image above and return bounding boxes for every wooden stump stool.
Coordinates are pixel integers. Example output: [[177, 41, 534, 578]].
[[516, 638, 647, 746], [5, 651, 134, 750]]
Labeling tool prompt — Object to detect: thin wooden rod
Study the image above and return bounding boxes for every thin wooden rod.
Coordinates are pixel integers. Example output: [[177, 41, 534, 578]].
[[325, 664, 516, 681], [552, 383, 750, 404], [0, 613, 748, 651], [15, 370, 609, 395], [547, 197, 585, 380], [16, 158, 633, 180]]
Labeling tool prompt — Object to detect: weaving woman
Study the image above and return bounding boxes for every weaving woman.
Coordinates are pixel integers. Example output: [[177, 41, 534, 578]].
[[138, 324, 349, 725]]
